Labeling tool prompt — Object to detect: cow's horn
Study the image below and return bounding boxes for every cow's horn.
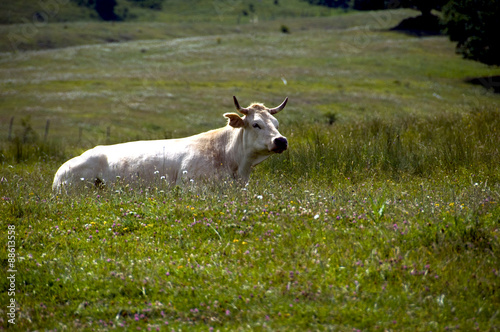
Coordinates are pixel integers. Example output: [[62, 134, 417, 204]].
[[233, 96, 249, 115], [269, 97, 288, 115]]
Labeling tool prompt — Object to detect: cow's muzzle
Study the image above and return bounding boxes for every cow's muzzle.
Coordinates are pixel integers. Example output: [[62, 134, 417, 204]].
[[272, 137, 288, 153]]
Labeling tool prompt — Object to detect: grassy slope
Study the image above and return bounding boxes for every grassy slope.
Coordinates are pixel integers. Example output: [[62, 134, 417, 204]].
[[0, 0, 339, 24], [0, 0, 341, 52], [1, 3, 500, 331], [1, 13, 498, 143]]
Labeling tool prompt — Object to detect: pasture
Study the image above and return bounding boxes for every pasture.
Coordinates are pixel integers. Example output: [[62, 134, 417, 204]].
[[1, 3, 499, 331]]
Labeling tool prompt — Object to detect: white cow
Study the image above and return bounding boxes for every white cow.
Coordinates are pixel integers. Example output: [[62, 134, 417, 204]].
[[52, 96, 288, 192]]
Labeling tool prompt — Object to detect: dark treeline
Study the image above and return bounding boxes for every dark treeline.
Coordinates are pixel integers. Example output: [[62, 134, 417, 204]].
[[71, 0, 164, 21]]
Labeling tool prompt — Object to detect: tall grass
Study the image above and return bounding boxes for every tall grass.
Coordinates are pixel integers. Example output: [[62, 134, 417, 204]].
[[264, 107, 499, 183], [3, 107, 497, 181]]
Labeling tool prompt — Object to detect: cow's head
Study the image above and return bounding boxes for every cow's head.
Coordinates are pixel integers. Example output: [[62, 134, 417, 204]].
[[224, 96, 288, 155]]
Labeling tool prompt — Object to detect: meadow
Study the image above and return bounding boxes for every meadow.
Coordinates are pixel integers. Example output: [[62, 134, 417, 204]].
[[1, 2, 500, 331]]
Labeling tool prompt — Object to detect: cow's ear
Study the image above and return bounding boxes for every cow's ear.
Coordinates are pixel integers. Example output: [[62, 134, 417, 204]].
[[224, 113, 245, 128]]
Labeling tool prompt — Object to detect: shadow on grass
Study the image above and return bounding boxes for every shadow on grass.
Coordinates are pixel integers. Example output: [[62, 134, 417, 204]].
[[389, 14, 443, 37], [466, 76, 500, 94]]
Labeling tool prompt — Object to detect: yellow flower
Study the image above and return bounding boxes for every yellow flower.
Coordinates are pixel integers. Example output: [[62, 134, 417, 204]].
[[233, 239, 239, 243]]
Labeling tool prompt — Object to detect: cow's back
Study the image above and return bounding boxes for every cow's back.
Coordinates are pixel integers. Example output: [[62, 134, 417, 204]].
[[52, 138, 191, 191]]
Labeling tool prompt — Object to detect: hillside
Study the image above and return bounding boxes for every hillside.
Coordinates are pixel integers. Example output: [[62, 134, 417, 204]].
[[1, 7, 498, 142], [0, 0, 340, 25], [0, 0, 347, 53]]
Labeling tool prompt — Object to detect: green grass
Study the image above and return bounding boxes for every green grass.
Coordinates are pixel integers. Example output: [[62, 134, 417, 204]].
[[0, 0, 341, 25], [1, 5, 500, 331], [0, 0, 344, 52], [1, 135, 499, 330]]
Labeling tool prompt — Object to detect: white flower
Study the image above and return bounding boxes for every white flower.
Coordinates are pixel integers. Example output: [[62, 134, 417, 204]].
[[314, 214, 320, 220]]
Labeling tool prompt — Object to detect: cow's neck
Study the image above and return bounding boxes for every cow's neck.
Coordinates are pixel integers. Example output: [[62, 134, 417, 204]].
[[225, 127, 271, 182], [216, 126, 248, 181]]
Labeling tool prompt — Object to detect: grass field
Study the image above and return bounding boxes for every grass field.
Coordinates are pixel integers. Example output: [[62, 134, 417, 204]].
[[1, 2, 500, 331]]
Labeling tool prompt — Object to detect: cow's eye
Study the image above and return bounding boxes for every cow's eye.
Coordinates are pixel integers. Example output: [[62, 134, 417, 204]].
[[252, 123, 261, 129]]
